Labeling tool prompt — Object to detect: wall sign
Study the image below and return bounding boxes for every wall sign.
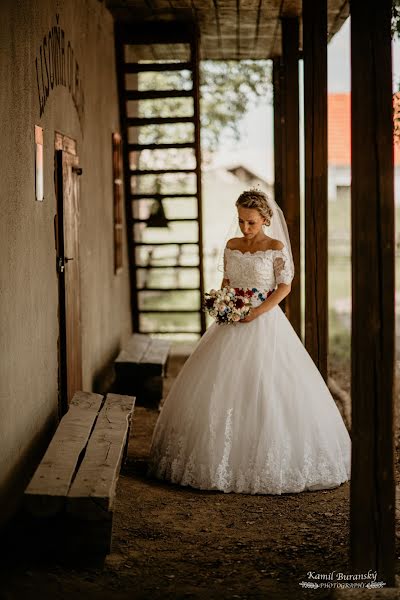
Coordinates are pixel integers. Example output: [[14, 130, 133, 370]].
[[35, 125, 44, 202], [35, 14, 85, 133]]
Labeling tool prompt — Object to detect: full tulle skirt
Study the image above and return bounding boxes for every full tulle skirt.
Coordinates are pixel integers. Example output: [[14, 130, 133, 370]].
[[147, 305, 351, 495]]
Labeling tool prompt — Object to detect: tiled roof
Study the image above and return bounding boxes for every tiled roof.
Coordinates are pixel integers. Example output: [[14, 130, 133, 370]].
[[328, 94, 350, 166], [328, 92, 400, 166]]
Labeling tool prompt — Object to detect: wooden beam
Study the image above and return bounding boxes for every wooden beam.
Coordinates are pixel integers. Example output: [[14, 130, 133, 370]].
[[130, 168, 196, 175], [127, 116, 195, 127], [281, 17, 301, 336], [236, 0, 240, 58], [124, 62, 193, 74], [116, 20, 196, 45], [211, 0, 223, 57], [125, 89, 193, 101], [350, 0, 396, 586], [253, 0, 263, 51], [128, 142, 195, 151], [303, 0, 328, 381]]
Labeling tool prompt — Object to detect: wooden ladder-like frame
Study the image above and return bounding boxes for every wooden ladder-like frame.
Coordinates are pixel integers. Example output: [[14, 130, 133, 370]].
[[115, 21, 206, 338]]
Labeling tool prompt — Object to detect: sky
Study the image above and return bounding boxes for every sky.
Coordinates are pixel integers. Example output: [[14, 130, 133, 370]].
[[215, 17, 400, 182]]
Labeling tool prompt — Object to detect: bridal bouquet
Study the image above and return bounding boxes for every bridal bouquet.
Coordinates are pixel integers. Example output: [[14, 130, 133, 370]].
[[203, 287, 269, 325]]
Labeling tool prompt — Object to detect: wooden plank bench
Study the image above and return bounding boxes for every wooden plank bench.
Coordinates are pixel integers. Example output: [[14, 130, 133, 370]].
[[24, 390, 135, 557], [113, 333, 171, 408]]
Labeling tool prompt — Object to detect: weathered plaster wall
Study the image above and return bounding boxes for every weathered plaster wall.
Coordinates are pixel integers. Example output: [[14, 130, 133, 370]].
[[0, 0, 132, 525]]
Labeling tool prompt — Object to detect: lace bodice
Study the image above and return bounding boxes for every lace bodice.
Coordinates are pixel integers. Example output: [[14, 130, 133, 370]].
[[224, 246, 294, 291]]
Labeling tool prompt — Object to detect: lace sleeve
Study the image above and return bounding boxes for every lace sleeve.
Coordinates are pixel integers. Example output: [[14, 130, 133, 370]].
[[273, 248, 294, 286], [223, 247, 228, 280]]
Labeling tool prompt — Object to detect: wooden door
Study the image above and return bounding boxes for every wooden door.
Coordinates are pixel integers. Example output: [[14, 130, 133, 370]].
[[55, 138, 82, 415]]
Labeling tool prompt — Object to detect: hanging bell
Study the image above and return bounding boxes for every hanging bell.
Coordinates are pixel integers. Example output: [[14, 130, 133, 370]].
[[146, 195, 169, 228]]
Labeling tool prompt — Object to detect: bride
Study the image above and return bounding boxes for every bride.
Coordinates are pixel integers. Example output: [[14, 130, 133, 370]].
[[147, 188, 351, 495]]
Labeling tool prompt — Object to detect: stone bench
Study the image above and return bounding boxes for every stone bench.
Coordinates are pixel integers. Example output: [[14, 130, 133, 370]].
[[113, 333, 171, 409], [23, 390, 135, 557]]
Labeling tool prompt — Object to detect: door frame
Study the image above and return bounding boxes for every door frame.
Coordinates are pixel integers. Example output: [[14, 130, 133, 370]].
[[54, 132, 82, 416]]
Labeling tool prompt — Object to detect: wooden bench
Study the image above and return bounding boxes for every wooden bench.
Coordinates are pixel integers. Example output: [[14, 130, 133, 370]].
[[24, 390, 135, 557], [113, 333, 171, 409]]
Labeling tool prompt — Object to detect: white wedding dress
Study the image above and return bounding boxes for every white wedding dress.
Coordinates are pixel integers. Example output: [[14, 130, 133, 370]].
[[147, 245, 351, 495]]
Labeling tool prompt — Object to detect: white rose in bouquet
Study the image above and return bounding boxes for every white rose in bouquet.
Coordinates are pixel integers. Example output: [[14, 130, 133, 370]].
[[203, 286, 271, 325]]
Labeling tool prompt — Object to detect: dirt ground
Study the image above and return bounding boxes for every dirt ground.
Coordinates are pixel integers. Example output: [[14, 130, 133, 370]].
[[1, 350, 400, 600]]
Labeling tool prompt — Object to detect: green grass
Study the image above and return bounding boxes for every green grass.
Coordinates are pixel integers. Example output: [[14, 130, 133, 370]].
[[326, 193, 400, 359], [328, 308, 351, 362]]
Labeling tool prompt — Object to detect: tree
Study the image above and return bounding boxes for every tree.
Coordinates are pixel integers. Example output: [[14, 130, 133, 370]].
[[200, 60, 271, 151], [391, 3, 400, 142], [136, 60, 271, 155], [393, 0, 400, 39]]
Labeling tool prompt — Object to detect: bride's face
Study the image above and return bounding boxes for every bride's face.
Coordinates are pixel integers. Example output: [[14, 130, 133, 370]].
[[238, 207, 265, 239]]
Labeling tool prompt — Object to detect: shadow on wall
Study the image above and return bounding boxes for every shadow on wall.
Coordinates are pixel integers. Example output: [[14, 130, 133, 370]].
[[91, 342, 122, 396], [0, 411, 58, 530]]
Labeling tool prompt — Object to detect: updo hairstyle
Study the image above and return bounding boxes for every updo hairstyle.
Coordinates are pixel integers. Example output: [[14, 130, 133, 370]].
[[235, 188, 273, 226]]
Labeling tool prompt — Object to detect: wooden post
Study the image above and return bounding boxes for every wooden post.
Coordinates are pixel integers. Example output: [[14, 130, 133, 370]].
[[273, 57, 283, 211], [273, 57, 287, 315], [350, 0, 395, 586], [303, 0, 328, 381], [114, 24, 137, 333], [281, 17, 301, 337], [191, 26, 207, 335], [272, 56, 286, 313]]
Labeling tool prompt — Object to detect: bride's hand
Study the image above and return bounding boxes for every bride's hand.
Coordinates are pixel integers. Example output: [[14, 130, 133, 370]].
[[239, 307, 260, 323]]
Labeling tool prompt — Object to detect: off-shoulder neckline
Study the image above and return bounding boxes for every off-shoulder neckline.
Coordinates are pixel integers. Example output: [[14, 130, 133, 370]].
[[225, 246, 285, 257]]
